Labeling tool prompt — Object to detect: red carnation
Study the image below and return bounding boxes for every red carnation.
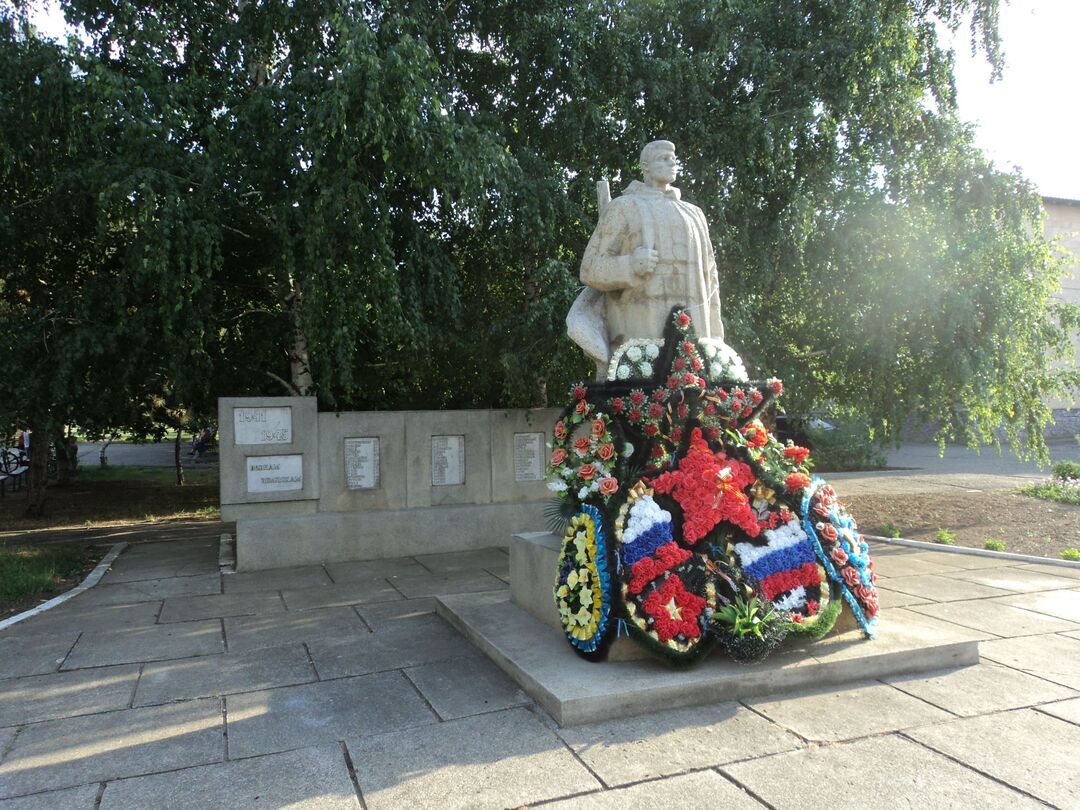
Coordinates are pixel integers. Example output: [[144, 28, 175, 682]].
[[678, 403, 688, 419], [648, 403, 663, 419], [671, 427, 683, 443], [572, 385, 587, 401], [627, 408, 642, 423], [785, 472, 811, 492], [769, 379, 784, 395], [651, 388, 667, 402], [629, 390, 646, 405], [610, 397, 625, 414], [717, 389, 729, 401], [676, 312, 692, 328], [666, 376, 680, 390], [644, 423, 659, 437], [691, 357, 703, 371], [750, 389, 763, 405], [703, 403, 717, 416], [682, 341, 695, 355], [673, 358, 686, 372], [784, 445, 810, 465]]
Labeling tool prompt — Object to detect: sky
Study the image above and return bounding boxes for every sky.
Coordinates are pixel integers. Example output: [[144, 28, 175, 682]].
[[28, 1, 1080, 200], [947, 0, 1080, 200]]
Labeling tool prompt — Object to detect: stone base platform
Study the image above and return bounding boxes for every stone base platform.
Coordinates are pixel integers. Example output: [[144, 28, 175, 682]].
[[435, 532, 982, 726]]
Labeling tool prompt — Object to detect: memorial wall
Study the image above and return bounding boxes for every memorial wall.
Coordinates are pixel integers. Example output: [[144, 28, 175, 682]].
[[218, 397, 560, 570]]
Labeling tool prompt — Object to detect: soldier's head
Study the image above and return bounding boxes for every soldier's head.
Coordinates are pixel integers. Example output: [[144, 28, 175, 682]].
[[640, 140, 678, 187]]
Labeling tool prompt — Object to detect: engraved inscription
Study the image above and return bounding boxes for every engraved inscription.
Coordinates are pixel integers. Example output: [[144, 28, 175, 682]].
[[246, 454, 303, 493], [234, 407, 292, 445], [513, 432, 545, 482], [431, 435, 465, 487], [344, 437, 380, 490]]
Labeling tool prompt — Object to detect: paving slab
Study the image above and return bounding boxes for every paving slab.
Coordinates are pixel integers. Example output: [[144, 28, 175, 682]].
[[72, 574, 221, 606], [884, 662, 1077, 716], [388, 570, 507, 599], [404, 656, 530, 720], [722, 733, 1043, 809], [99, 744, 359, 809], [0, 665, 140, 726], [355, 598, 437, 630], [224, 606, 368, 653], [1037, 697, 1080, 726], [307, 615, 479, 680], [541, 771, 764, 809], [347, 708, 600, 809], [101, 553, 219, 583], [743, 679, 952, 742], [1016, 562, 1080, 580], [413, 548, 509, 574], [950, 566, 1080, 593], [870, 556, 958, 578], [0, 698, 223, 800], [10, 602, 161, 636], [0, 784, 100, 809], [901, 552, 1022, 571], [61, 620, 224, 669], [873, 587, 932, 609], [878, 574, 1013, 602], [437, 591, 980, 726], [979, 633, 1080, 689], [0, 727, 14, 759], [908, 598, 1080, 637], [280, 580, 404, 612], [134, 644, 316, 707], [993, 588, 1080, 623], [323, 557, 424, 583], [557, 701, 799, 787], [223, 566, 333, 595], [158, 592, 286, 623], [906, 708, 1080, 807], [0, 632, 79, 680], [225, 671, 436, 759]]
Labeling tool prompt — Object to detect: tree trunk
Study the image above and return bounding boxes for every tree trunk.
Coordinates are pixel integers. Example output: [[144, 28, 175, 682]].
[[288, 276, 314, 396], [174, 433, 185, 486], [53, 429, 75, 487], [100, 431, 116, 466], [24, 424, 49, 517]]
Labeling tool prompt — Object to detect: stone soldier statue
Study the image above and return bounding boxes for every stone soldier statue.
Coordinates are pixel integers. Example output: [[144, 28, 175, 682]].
[[567, 140, 725, 378]]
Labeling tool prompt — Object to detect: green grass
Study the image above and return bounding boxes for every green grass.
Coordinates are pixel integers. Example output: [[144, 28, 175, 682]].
[[1062, 548, 1080, 562], [934, 528, 956, 545], [78, 465, 218, 485], [0, 545, 91, 605], [879, 522, 902, 539], [984, 538, 1006, 552], [1016, 480, 1080, 506]]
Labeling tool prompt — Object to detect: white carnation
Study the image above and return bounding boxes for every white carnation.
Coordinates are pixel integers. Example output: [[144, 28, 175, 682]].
[[547, 480, 568, 493], [626, 346, 643, 362], [702, 342, 717, 358], [616, 364, 631, 380], [638, 361, 653, 377], [578, 487, 590, 500], [645, 343, 659, 359]]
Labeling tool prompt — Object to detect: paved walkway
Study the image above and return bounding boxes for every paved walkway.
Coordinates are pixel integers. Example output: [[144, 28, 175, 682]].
[[1, 537, 1079, 808]]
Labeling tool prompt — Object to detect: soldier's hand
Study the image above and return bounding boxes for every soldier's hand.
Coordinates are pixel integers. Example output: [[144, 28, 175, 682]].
[[632, 246, 659, 275]]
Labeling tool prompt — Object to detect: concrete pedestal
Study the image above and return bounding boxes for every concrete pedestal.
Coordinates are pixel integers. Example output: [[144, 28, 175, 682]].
[[436, 532, 982, 726]]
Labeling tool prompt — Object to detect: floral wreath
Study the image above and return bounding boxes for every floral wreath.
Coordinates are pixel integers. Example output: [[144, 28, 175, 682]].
[[546, 385, 620, 503]]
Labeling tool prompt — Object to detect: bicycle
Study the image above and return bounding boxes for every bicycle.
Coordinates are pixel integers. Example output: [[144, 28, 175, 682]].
[[1, 447, 26, 474]]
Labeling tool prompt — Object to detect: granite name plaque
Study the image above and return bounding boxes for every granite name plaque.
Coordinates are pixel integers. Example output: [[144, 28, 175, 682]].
[[234, 406, 292, 445], [431, 435, 465, 487], [246, 454, 303, 493], [513, 432, 545, 482], [344, 437, 380, 490]]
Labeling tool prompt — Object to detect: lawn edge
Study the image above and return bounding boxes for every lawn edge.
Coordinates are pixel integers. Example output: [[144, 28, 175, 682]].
[[0, 542, 128, 631]]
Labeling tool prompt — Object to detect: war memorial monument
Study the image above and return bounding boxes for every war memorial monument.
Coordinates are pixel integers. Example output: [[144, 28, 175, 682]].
[[219, 141, 980, 724]]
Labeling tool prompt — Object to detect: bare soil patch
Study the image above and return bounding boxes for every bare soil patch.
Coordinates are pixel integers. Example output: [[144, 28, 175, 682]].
[[847, 489, 1080, 559]]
